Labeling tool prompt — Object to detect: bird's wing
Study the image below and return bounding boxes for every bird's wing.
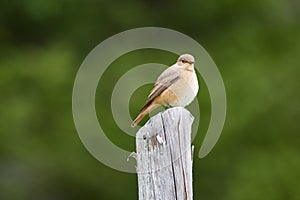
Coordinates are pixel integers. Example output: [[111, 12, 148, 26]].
[[140, 67, 181, 111], [148, 66, 181, 97]]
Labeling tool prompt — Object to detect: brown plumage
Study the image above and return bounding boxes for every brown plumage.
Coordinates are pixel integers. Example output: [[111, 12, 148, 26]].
[[131, 54, 198, 127]]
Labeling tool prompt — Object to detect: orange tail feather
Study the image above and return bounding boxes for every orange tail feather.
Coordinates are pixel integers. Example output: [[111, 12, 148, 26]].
[[131, 103, 159, 127]]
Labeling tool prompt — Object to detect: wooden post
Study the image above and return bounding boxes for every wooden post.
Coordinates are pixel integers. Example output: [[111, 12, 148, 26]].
[[136, 107, 194, 200]]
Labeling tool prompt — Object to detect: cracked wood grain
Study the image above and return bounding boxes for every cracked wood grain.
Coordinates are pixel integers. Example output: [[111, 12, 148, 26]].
[[136, 107, 194, 200]]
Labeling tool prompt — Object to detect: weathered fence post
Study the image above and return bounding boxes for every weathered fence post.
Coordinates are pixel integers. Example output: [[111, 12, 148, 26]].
[[136, 107, 194, 200]]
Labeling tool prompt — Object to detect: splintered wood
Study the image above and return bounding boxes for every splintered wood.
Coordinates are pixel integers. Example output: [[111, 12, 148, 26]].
[[136, 107, 194, 200]]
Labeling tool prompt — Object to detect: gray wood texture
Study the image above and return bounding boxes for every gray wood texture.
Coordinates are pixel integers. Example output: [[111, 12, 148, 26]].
[[136, 107, 194, 200]]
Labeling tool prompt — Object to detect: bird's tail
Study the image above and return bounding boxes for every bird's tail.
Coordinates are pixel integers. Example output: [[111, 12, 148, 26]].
[[131, 103, 159, 127]]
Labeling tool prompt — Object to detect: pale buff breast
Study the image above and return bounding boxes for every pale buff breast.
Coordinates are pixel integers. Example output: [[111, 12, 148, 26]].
[[162, 69, 198, 107]]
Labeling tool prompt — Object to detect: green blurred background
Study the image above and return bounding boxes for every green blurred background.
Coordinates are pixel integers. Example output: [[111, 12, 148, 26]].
[[1, 0, 300, 199]]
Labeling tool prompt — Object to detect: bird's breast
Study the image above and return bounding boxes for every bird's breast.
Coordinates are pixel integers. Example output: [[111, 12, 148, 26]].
[[168, 70, 198, 107]]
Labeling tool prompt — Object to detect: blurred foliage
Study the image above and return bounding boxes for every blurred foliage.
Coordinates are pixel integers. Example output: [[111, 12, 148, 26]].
[[0, 0, 300, 199]]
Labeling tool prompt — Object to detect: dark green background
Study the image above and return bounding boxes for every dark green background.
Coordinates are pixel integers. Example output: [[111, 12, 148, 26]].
[[1, 0, 299, 199]]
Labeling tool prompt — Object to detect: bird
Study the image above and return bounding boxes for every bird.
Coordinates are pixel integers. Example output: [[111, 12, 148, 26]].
[[131, 54, 199, 127]]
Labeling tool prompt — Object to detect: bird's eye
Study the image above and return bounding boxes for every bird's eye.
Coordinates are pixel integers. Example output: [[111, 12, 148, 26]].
[[181, 60, 186, 63]]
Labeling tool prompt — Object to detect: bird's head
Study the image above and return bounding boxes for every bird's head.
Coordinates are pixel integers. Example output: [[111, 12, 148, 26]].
[[177, 54, 195, 68]]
